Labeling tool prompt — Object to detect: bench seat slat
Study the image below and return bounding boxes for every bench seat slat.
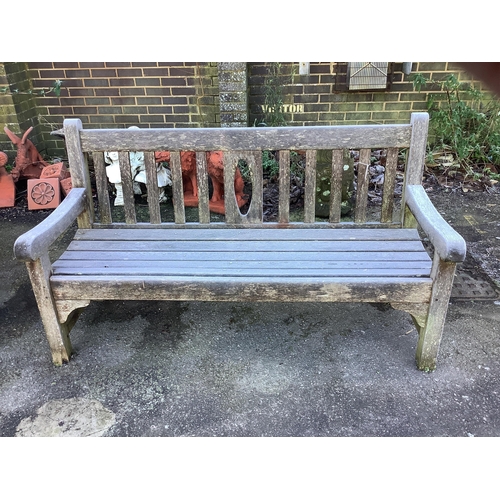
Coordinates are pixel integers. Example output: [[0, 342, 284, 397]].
[[56, 250, 432, 262], [53, 259, 432, 270], [72, 228, 424, 242], [51, 267, 432, 278], [66, 239, 428, 253]]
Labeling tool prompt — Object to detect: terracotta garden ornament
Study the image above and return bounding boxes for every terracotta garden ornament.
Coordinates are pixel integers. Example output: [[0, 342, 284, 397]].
[[207, 151, 246, 215], [180, 151, 198, 206], [3, 126, 49, 182], [27, 177, 61, 210], [154, 151, 199, 207], [0, 151, 15, 208]]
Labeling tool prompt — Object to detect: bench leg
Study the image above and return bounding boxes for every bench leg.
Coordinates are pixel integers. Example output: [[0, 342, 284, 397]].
[[415, 257, 457, 372], [26, 255, 73, 366]]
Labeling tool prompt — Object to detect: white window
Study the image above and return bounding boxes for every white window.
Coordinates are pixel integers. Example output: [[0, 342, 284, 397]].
[[348, 62, 389, 90]]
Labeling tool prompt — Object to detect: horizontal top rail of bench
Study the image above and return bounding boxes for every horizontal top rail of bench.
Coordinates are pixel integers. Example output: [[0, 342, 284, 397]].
[[76, 123, 413, 152]]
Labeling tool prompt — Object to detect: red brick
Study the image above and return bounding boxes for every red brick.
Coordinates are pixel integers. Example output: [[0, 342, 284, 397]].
[[92, 69, 118, 78], [79, 62, 105, 68], [39, 70, 65, 79], [53, 62, 79, 68], [105, 62, 132, 67], [65, 69, 91, 78], [110, 78, 135, 86]]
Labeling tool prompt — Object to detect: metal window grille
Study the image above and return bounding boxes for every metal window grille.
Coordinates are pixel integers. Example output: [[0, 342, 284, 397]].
[[348, 62, 389, 90]]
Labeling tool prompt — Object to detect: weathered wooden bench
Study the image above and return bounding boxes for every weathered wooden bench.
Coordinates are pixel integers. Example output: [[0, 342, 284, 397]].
[[14, 112, 466, 371]]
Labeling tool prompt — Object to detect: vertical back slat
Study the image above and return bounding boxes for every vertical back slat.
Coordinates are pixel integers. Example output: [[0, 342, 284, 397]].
[[224, 151, 262, 224], [144, 152, 161, 224], [380, 147, 398, 223], [63, 119, 93, 228], [93, 152, 112, 224], [402, 112, 430, 227], [196, 152, 210, 224], [354, 148, 371, 223], [248, 150, 263, 223], [118, 151, 137, 224], [170, 151, 185, 224], [303, 150, 317, 223], [329, 149, 344, 223], [223, 151, 239, 224], [278, 150, 290, 224], [405, 113, 429, 186]]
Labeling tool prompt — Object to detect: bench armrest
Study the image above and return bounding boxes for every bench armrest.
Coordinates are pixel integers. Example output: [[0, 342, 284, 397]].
[[14, 188, 87, 262], [405, 184, 466, 262]]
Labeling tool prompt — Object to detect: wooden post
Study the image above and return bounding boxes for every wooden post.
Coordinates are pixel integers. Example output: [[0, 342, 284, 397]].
[[415, 253, 457, 371], [26, 254, 72, 365], [401, 113, 429, 227], [63, 119, 94, 229]]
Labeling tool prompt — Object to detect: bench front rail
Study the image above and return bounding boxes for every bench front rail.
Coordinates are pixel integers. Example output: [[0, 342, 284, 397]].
[[14, 113, 466, 371]]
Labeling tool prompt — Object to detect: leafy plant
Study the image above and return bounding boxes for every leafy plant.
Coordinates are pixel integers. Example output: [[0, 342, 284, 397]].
[[411, 73, 500, 178], [262, 150, 280, 177], [1, 80, 64, 97], [258, 63, 295, 127]]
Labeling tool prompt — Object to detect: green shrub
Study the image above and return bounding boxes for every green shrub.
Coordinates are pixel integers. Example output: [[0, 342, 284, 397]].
[[412, 73, 500, 178]]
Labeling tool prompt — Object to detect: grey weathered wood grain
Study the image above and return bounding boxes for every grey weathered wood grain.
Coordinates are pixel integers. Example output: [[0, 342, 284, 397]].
[[304, 150, 317, 223], [52, 266, 432, 278], [169, 151, 185, 224], [405, 184, 466, 262], [415, 254, 457, 371], [222, 151, 239, 224], [93, 152, 112, 224], [78, 123, 413, 152], [14, 188, 87, 261], [51, 276, 432, 304], [72, 227, 424, 241], [380, 147, 398, 223], [401, 113, 429, 227], [196, 152, 210, 224], [224, 151, 263, 224], [57, 250, 431, 263], [329, 149, 344, 223], [66, 239, 428, 253], [278, 150, 290, 224], [63, 119, 94, 228], [118, 152, 137, 225], [144, 152, 161, 224], [54, 259, 432, 270], [354, 148, 371, 223], [405, 113, 429, 185], [90, 221, 403, 230], [26, 254, 73, 366]]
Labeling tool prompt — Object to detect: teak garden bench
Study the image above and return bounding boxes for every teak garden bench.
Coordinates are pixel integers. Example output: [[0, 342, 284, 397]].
[[14, 112, 466, 371]]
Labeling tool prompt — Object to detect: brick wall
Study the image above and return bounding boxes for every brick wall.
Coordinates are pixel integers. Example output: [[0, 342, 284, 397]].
[[0, 62, 41, 156], [0, 61, 491, 161], [248, 62, 489, 127], [15, 62, 219, 157]]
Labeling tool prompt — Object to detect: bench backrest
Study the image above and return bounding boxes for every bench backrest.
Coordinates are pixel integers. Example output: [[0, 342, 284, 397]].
[[63, 112, 429, 229]]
